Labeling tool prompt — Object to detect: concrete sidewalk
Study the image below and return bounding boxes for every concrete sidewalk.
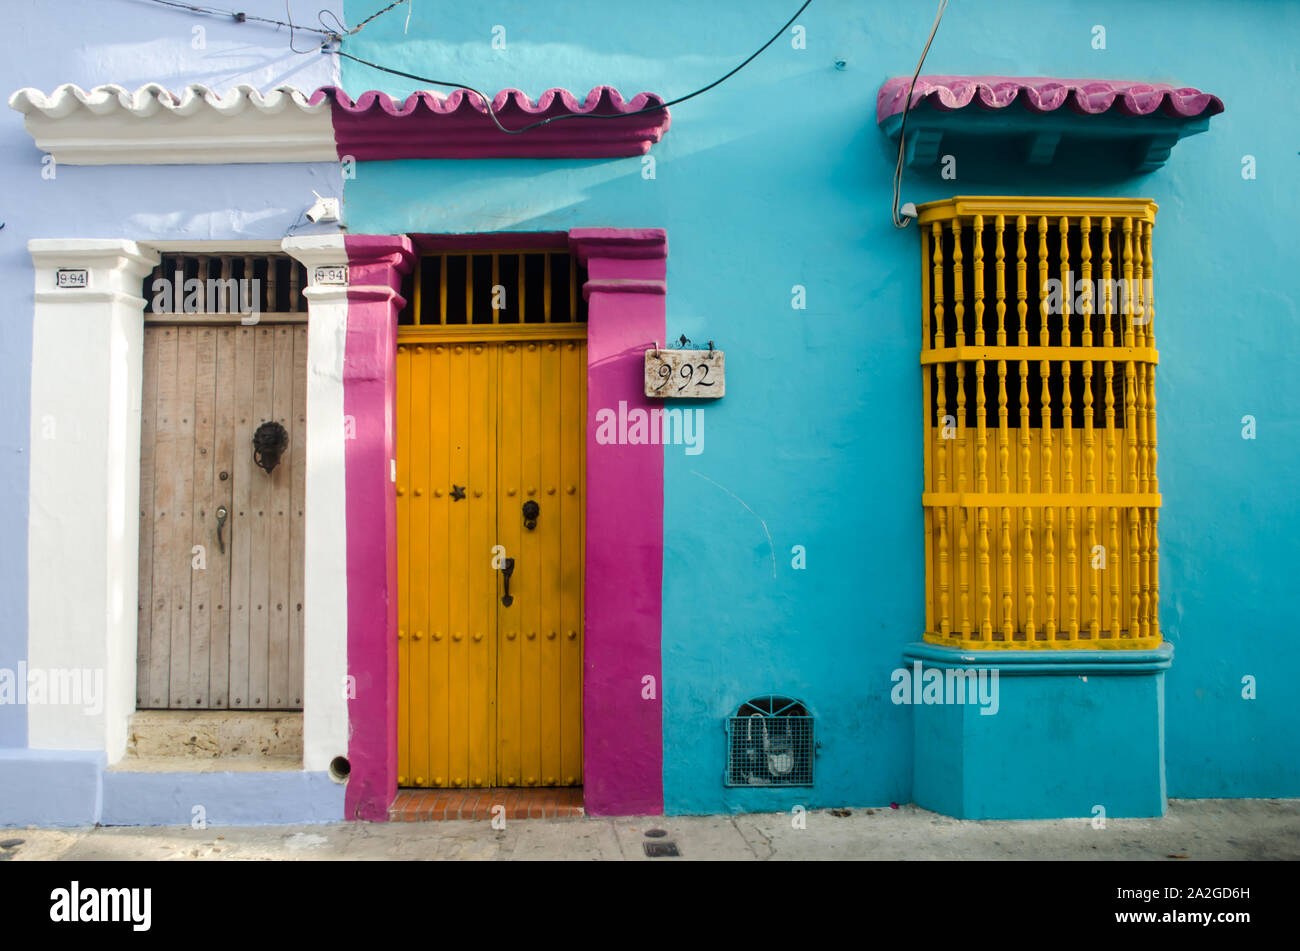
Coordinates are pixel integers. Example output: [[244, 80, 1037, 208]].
[[3, 799, 1297, 861]]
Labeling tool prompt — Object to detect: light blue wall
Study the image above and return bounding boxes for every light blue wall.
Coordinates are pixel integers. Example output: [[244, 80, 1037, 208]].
[[0, 0, 342, 749], [340, 0, 1300, 813]]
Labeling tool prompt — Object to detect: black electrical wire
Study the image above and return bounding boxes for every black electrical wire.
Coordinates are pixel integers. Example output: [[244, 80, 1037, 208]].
[[891, 0, 948, 229], [331, 0, 814, 136], [135, 0, 410, 38], [137, 0, 333, 34]]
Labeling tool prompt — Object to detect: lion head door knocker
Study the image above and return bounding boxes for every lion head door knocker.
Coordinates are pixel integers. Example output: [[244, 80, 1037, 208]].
[[522, 500, 540, 530], [252, 421, 289, 474]]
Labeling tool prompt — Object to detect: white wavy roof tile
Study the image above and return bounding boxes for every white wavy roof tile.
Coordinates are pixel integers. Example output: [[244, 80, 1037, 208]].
[[8, 83, 336, 165]]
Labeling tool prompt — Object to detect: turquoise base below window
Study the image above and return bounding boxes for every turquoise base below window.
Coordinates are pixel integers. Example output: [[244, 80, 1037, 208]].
[[903, 641, 1173, 820]]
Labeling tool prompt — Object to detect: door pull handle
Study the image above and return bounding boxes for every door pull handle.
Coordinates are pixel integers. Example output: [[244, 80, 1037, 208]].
[[216, 506, 228, 555], [500, 557, 515, 607]]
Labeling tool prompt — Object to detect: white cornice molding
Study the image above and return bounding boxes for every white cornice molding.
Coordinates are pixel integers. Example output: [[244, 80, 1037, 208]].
[[9, 83, 337, 165]]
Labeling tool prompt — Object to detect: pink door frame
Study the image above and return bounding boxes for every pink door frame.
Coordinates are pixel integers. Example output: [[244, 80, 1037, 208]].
[[340, 229, 667, 820]]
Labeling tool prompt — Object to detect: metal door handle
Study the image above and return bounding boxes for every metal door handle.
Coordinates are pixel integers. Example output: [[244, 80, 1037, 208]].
[[500, 558, 515, 606], [216, 506, 228, 555]]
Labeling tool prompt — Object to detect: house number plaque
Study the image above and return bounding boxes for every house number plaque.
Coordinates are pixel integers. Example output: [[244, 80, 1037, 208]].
[[56, 269, 89, 288], [313, 265, 349, 286], [644, 348, 724, 399]]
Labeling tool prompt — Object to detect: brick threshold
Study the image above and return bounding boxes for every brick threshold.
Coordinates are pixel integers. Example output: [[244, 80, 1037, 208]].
[[390, 787, 584, 821]]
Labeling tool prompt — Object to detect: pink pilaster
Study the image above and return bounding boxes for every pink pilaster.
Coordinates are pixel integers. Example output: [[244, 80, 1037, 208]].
[[342, 235, 414, 821], [570, 228, 667, 816]]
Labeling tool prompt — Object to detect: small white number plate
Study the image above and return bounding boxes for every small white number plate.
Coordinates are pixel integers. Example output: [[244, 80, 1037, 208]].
[[313, 265, 349, 286], [56, 269, 88, 288]]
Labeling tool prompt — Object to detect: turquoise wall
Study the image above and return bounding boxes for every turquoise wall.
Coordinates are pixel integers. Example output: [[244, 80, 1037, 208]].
[[340, 0, 1300, 812]]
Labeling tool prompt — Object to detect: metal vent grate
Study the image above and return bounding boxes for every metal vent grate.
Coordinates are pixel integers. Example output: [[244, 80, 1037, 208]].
[[725, 696, 814, 787]]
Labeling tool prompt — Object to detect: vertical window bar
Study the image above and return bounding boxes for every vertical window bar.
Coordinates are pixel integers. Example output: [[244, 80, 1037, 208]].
[[954, 220, 970, 641], [220, 255, 233, 314], [439, 254, 448, 324], [543, 252, 552, 322], [491, 253, 500, 325], [1148, 362, 1160, 638], [953, 218, 965, 347], [973, 215, 991, 640], [465, 254, 473, 325], [995, 215, 1012, 640], [569, 254, 578, 321], [414, 253, 423, 325], [1144, 219, 1156, 349], [1060, 217, 1078, 640], [198, 255, 210, 313], [266, 255, 278, 314], [518, 254, 526, 324], [1017, 216, 1033, 642], [1038, 216, 1055, 641], [957, 352, 969, 639], [1081, 217, 1100, 640], [1105, 359, 1120, 636], [932, 221, 950, 638]]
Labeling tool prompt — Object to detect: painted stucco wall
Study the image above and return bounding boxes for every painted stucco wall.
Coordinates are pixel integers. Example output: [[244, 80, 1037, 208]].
[[338, 0, 1300, 813], [1, 0, 342, 770]]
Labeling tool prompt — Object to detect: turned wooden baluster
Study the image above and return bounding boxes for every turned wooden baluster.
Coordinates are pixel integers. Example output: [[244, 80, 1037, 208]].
[[973, 216, 991, 639], [1101, 218, 1118, 637], [1017, 216, 1034, 641], [1038, 217, 1055, 642], [933, 222, 950, 637], [1122, 219, 1140, 638], [1145, 222, 1160, 639], [1080, 217, 1100, 639], [995, 215, 1013, 639], [1059, 217, 1078, 640]]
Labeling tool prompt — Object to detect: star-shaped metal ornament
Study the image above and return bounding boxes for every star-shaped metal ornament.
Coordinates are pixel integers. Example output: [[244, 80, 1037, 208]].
[[450, 484, 466, 501]]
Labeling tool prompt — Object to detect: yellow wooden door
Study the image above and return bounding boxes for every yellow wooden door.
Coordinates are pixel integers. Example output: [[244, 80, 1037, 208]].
[[397, 337, 584, 789]]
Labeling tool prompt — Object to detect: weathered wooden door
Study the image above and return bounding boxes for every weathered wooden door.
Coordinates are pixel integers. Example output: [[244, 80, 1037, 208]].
[[397, 337, 585, 788], [137, 320, 307, 710]]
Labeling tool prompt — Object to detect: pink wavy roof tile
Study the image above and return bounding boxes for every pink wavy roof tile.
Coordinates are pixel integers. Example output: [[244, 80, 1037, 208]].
[[877, 76, 1223, 125], [321, 85, 670, 159]]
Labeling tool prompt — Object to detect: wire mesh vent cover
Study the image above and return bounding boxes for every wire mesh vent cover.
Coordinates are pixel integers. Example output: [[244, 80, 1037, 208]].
[[725, 696, 814, 787]]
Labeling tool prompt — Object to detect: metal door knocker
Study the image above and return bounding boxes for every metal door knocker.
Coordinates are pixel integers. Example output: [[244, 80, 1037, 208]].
[[522, 500, 540, 530], [252, 421, 289, 474]]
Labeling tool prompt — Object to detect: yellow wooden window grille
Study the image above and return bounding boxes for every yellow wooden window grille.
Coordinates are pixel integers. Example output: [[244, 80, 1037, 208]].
[[402, 250, 587, 332], [918, 197, 1160, 650]]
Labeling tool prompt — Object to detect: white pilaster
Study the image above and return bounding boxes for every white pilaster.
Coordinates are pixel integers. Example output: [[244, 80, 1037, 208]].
[[282, 235, 351, 774], [27, 239, 159, 758]]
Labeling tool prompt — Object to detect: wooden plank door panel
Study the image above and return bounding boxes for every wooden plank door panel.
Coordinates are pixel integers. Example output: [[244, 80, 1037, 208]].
[[496, 340, 584, 788], [267, 325, 295, 708], [187, 327, 218, 708], [138, 318, 305, 711], [145, 327, 178, 707], [227, 325, 256, 709], [397, 341, 498, 788], [136, 328, 159, 707], [209, 327, 237, 708]]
